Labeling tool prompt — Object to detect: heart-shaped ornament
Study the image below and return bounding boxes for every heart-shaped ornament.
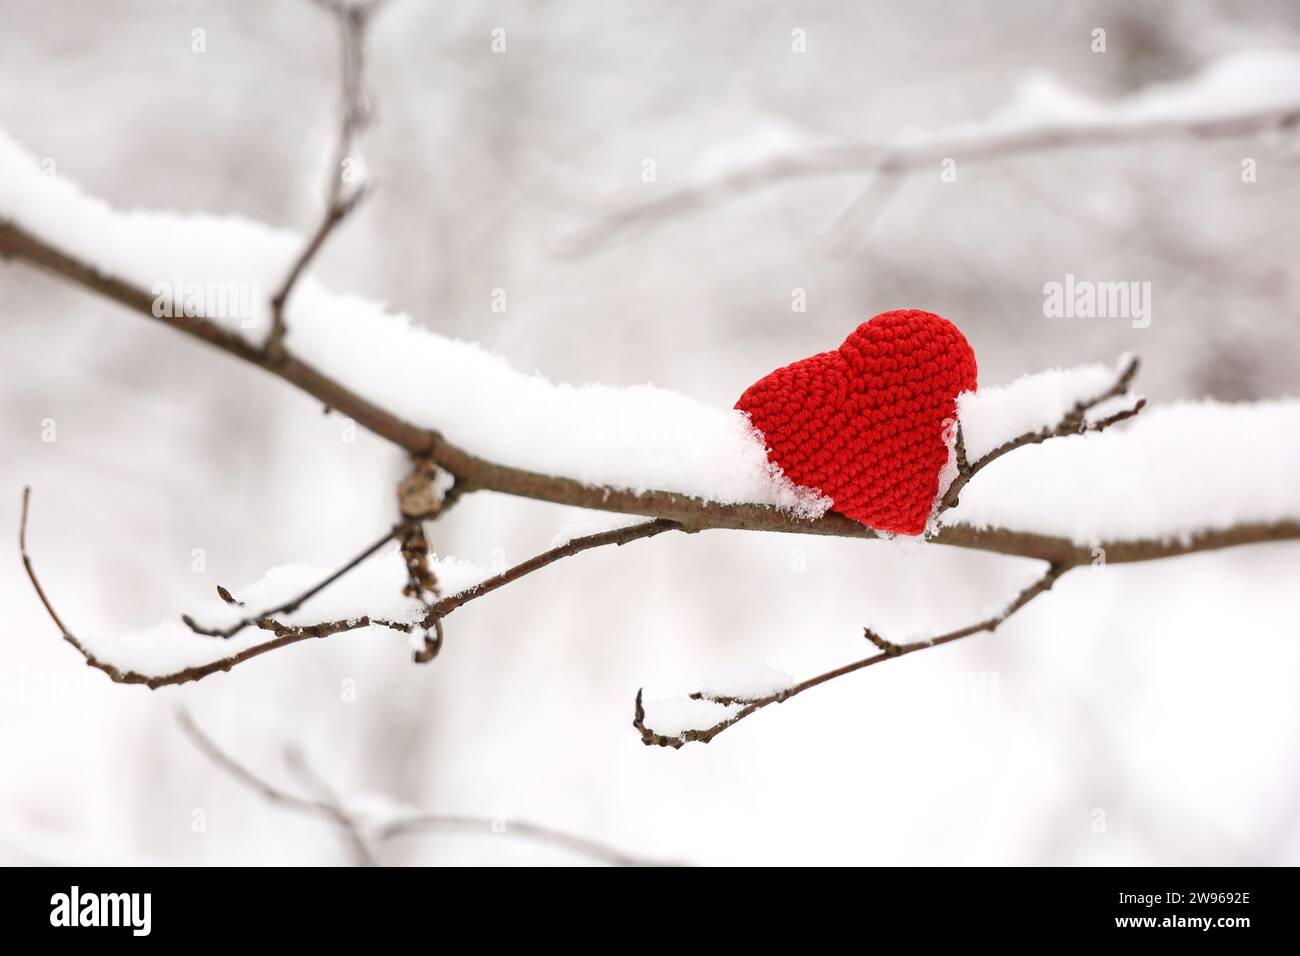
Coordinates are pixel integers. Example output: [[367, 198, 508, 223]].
[[736, 310, 977, 535]]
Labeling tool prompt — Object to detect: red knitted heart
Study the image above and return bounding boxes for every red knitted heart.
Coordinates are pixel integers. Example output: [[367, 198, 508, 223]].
[[736, 310, 977, 535]]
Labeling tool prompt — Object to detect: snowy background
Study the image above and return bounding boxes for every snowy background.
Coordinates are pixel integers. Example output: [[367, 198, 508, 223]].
[[2, 0, 1299, 865]]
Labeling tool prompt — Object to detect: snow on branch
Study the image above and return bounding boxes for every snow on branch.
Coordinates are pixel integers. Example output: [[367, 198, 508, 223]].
[[2, 155, 1295, 559], [19, 487, 679, 687], [635, 562, 1068, 748], [938, 354, 1145, 515], [5, 3, 1300, 748], [569, 49, 1300, 251]]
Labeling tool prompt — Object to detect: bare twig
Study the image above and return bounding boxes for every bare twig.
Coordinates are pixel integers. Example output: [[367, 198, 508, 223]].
[[18, 487, 69, 637], [177, 708, 674, 865], [182, 523, 405, 638], [419, 518, 683, 628], [21, 485, 403, 687], [636, 561, 1069, 748], [375, 814, 674, 867], [283, 744, 377, 866], [266, 0, 386, 363], [20, 488, 684, 688], [570, 103, 1300, 252]]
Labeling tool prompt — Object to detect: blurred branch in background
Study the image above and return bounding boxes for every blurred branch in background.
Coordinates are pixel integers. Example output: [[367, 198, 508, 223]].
[[268, 0, 386, 362], [568, 76, 1300, 253], [176, 708, 675, 866]]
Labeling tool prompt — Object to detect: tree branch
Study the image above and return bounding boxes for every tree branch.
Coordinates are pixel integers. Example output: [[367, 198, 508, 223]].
[[419, 518, 683, 627], [182, 523, 405, 639], [3, 229, 1289, 566], [569, 102, 1300, 252], [266, 0, 385, 362], [19, 488, 682, 688], [178, 707, 674, 865], [939, 355, 1145, 513], [635, 561, 1069, 748]]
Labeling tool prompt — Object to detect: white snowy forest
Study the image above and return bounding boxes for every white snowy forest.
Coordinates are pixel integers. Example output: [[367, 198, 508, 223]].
[[2, 0, 1299, 865]]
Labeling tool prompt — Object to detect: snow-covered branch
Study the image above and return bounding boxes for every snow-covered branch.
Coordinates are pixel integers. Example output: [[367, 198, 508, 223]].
[[19, 487, 678, 688], [569, 50, 1300, 251], [3, 214, 1294, 566], [635, 562, 1067, 748], [4, 7, 1299, 748]]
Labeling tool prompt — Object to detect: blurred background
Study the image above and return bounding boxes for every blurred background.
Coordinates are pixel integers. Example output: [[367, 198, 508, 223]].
[[2, 0, 1298, 865]]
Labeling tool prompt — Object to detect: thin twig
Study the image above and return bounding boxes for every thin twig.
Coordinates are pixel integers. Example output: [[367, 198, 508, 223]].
[[283, 745, 378, 866], [375, 814, 675, 867], [266, 0, 386, 363], [182, 523, 405, 638], [21, 488, 682, 688], [419, 518, 684, 628], [177, 708, 674, 865], [21, 486, 400, 687], [18, 487, 68, 637], [939, 356, 1144, 513], [636, 561, 1069, 748]]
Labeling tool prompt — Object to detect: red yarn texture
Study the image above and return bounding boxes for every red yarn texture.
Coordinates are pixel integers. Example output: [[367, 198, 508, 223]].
[[736, 310, 977, 535]]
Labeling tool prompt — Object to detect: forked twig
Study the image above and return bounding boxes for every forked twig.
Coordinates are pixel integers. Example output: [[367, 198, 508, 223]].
[[20, 487, 681, 689], [635, 561, 1068, 748], [178, 708, 675, 865], [939, 356, 1144, 513]]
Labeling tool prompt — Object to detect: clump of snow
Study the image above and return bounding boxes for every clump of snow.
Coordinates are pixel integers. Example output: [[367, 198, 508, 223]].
[[944, 400, 1300, 545], [76, 546, 486, 677], [956, 360, 1122, 462], [0, 127, 828, 519], [639, 696, 737, 739], [696, 661, 794, 701], [1084, 392, 1144, 427]]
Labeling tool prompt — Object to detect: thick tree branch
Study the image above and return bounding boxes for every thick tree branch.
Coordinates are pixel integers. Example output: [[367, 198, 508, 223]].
[[4, 222, 1292, 566], [636, 561, 1069, 748], [178, 708, 673, 865]]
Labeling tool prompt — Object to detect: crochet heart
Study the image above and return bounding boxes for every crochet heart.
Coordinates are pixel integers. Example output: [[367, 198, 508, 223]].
[[736, 310, 977, 535]]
